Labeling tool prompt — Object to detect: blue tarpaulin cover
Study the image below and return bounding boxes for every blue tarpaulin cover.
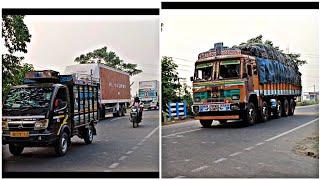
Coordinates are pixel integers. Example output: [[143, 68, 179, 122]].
[[256, 57, 301, 85]]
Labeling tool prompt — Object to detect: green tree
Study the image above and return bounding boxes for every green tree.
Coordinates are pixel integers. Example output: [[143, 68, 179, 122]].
[[2, 15, 33, 96], [74, 46, 142, 76], [161, 56, 181, 108], [236, 35, 306, 66]]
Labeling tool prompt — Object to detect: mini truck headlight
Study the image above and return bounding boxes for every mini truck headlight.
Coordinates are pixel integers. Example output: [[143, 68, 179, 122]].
[[34, 119, 49, 130], [2, 119, 9, 130]]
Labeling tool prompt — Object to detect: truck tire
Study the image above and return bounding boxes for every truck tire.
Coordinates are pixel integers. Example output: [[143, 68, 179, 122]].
[[9, 143, 24, 156], [200, 120, 212, 128], [244, 102, 257, 126], [288, 99, 295, 116], [55, 132, 70, 157], [83, 125, 94, 144], [113, 111, 120, 117], [282, 99, 289, 117], [260, 101, 269, 122], [273, 100, 282, 119]]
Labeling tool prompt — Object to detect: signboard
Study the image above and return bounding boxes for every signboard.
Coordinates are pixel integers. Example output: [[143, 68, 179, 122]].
[[139, 81, 157, 89]]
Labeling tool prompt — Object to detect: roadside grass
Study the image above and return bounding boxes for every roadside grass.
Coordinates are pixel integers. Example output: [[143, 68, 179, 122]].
[[296, 100, 319, 106], [294, 135, 319, 159]]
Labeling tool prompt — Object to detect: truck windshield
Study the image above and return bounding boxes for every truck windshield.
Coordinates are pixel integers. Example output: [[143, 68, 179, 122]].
[[195, 63, 212, 81], [4, 87, 53, 109], [219, 60, 240, 79]]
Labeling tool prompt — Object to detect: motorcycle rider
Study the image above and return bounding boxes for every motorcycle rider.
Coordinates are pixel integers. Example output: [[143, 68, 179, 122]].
[[132, 96, 143, 120]]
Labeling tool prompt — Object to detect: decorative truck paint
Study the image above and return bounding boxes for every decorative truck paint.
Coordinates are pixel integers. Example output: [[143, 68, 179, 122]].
[[191, 42, 302, 127]]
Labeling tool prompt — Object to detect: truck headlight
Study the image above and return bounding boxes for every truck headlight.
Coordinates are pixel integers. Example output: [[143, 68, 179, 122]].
[[34, 119, 49, 130], [2, 119, 9, 130], [232, 95, 240, 100], [192, 105, 199, 114]]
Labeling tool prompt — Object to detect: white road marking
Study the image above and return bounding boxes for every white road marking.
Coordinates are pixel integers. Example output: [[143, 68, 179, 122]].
[[265, 118, 319, 142], [229, 152, 242, 157], [185, 159, 190, 162], [175, 175, 186, 178], [162, 129, 200, 138], [244, 146, 255, 151], [201, 141, 206, 144], [137, 142, 144, 145], [119, 156, 127, 161], [172, 141, 178, 144], [110, 117, 123, 122], [214, 158, 227, 163], [144, 126, 159, 139], [191, 166, 208, 173], [132, 146, 138, 150], [109, 163, 120, 169], [126, 151, 133, 155], [256, 142, 265, 146], [103, 170, 112, 172]]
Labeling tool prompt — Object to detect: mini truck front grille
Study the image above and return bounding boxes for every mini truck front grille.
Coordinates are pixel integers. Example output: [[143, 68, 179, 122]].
[[8, 120, 36, 131]]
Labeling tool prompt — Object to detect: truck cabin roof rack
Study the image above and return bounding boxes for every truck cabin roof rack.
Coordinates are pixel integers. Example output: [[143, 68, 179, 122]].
[[59, 73, 100, 86]]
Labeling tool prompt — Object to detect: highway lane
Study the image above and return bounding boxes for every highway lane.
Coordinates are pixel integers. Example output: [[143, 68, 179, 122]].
[[3, 110, 159, 173], [162, 104, 319, 178]]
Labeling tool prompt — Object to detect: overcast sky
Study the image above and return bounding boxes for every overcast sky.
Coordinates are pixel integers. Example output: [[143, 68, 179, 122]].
[[22, 15, 159, 96], [161, 9, 319, 93]]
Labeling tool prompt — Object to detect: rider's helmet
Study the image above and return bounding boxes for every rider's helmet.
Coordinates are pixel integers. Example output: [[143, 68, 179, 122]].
[[134, 96, 140, 102]]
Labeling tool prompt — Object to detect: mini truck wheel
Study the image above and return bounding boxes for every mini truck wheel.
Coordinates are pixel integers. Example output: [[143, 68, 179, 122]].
[[55, 131, 70, 156], [83, 125, 94, 144], [9, 143, 24, 156], [200, 120, 213, 128]]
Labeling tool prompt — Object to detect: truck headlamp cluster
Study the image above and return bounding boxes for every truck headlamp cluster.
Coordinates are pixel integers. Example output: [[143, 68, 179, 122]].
[[192, 105, 200, 114], [232, 95, 240, 100], [230, 104, 240, 110], [34, 119, 49, 130], [2, 119, 9, 130]]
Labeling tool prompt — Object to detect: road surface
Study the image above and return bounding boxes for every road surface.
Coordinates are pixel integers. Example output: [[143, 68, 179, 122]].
[[162, 105, 319, 178], [3, 110, 159, 173]]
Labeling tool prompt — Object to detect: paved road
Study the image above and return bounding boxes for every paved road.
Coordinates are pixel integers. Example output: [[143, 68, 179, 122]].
[[162, 105, 319, 178], [3, 110, 159, 172]]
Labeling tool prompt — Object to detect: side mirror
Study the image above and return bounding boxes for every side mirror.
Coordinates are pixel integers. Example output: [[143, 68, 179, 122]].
[[190, 76, 194, 81]]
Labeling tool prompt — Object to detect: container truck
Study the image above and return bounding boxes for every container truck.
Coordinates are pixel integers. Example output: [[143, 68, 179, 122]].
[[65, 64, 131, 118], [138, 80, 159, 110], [2, 70, 99, 156], [190, 42, 302, 127]]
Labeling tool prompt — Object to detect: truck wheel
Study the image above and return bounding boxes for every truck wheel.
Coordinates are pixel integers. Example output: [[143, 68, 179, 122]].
[[121, 109, 125, 116], [282, 99, 289, 117], [200, 120, 212, 128], [244, 102, 256, 126], [273, 100, 282, 119], [133, 121, 138, 128], [55, 132, 70, 157], [9, 143, 24, 156], [83, 125, 94, 144], [288, 99, 295, 116], [260, 101, 269, 122]]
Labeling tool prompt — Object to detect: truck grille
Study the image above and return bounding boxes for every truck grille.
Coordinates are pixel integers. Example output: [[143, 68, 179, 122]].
[[8, 121, 36, 131]]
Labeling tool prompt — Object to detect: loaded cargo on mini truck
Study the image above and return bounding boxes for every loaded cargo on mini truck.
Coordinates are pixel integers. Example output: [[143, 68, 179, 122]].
[[2, 64, 131, 156], [190, 42, 302, 127]]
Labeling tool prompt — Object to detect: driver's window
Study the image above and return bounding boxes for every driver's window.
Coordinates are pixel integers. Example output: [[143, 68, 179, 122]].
[[197, 69, 203, 79], [54, 87, 67, 109]]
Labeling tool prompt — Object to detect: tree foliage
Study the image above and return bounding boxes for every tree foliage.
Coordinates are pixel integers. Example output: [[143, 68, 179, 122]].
[[2, 15, 33, 96], [236, 35, 306, 66], [161, 56, 181, 106], [74, 46, 142, 76]]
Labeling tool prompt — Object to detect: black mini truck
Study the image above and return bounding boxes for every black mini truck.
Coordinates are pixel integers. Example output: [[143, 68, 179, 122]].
[[2, 70, 99, 156]]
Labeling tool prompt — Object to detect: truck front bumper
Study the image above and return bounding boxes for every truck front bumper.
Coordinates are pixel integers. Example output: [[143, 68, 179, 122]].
[[2, 131, 57, 146]]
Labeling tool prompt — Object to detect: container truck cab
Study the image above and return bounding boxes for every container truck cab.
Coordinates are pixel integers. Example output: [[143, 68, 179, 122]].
[[190, 42, 302, 127], [2, 70, 99, 156]]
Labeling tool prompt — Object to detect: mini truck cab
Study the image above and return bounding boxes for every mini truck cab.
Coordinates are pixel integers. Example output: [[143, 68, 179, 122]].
[[191, 42, 301, 127], [2, 70, 99, 156]]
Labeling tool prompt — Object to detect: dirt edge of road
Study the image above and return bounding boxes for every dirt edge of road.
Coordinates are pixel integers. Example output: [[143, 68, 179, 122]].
[[293, 134, 319, 159]]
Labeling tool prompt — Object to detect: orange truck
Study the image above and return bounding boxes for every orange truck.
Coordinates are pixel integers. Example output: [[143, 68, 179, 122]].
[[190, 42, 302, 127], [65, 64, 131, 118]]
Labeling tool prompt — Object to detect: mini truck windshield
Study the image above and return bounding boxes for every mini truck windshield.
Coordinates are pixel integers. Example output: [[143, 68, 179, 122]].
[[4, 87, 53, 109]]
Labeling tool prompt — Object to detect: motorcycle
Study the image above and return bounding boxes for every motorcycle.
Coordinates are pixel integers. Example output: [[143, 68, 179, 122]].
[[130, 106, 142, 128]]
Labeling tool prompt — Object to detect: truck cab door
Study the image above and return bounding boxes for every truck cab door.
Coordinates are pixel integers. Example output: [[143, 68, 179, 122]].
[[53, 87, 70, 129]]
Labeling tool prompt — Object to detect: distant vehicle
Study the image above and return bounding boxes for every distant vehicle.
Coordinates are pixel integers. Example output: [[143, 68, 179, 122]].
[[190, 42, 302, 127], [138, 80, 159, 110], [65, 64, 131, 118], [2, 70, 98, 156]]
